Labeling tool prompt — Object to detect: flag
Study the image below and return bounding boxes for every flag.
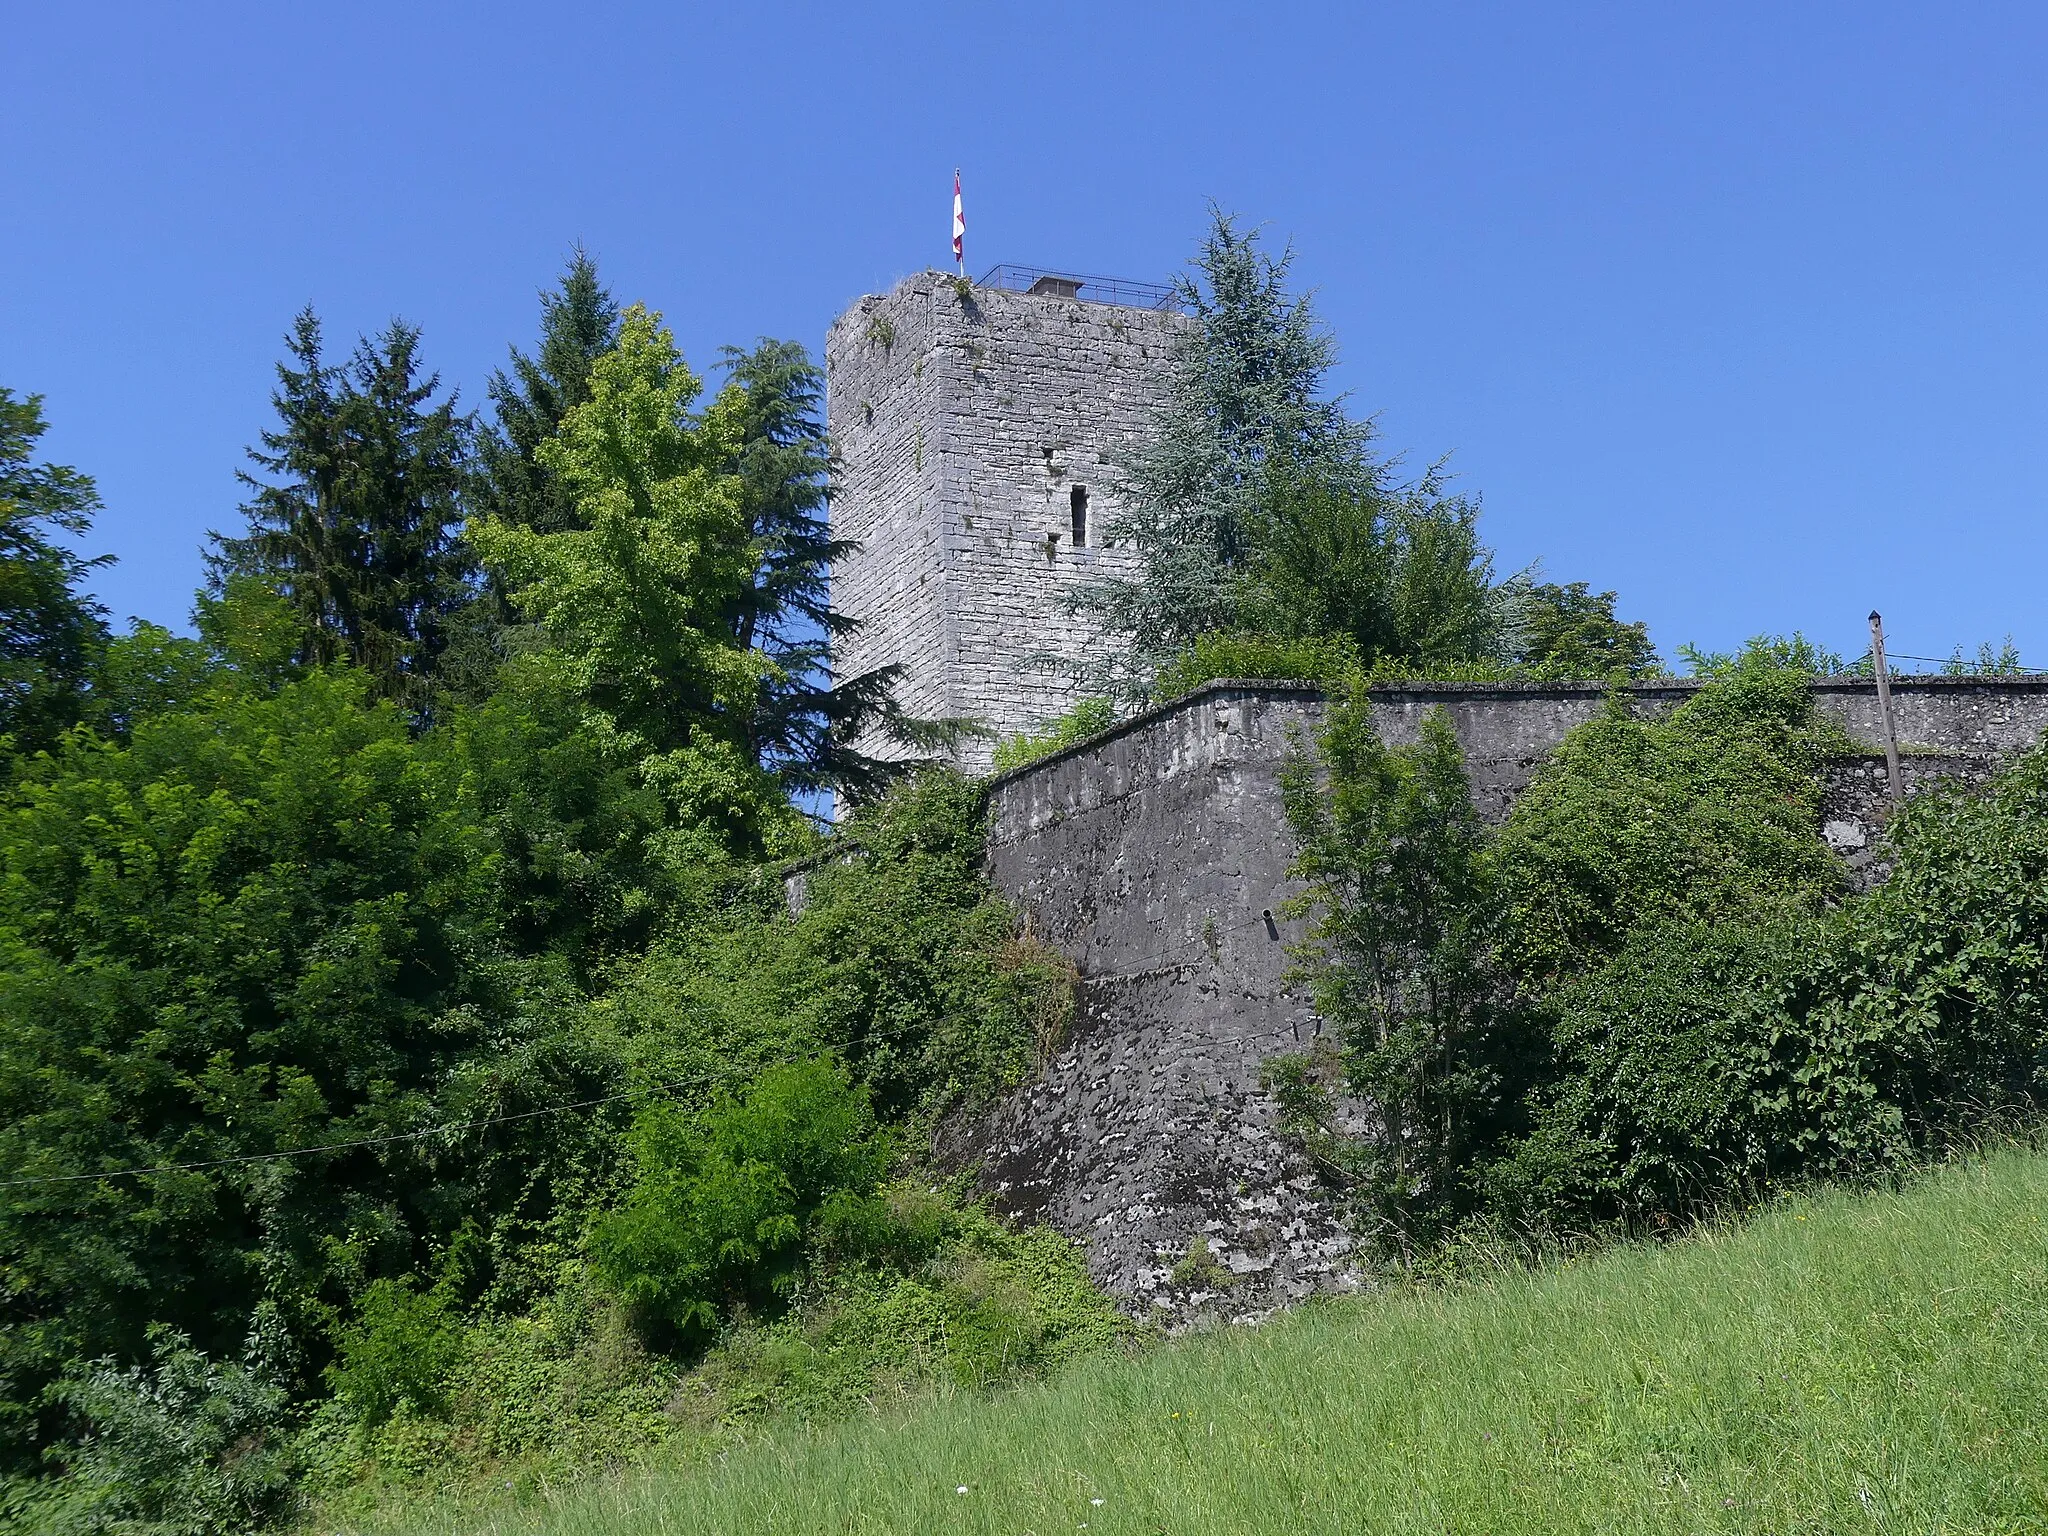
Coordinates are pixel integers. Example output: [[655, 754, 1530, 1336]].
[[951, 170, 965, 270]]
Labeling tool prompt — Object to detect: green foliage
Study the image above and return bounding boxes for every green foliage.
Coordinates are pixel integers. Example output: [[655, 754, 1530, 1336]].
[[1062, 211, 1369, 700], [293, 1186, 1126, 1524], [212, 311, 474, 707], [0, 388, 112, 754], [1279, 693, 1513, 1240], [1491, 662, 1851, 984], [1944, 636, 2028, 675], [405, 1149, 2048, 1536], [1150, 632, 1359, 701], [1677, 630, 1851, 679], [592, 1060, 891, 1339], [718, 339, 956, 800], [610, 771, 1072, 1125], [327, 1280, 464, 1428], [1497, 742, 2048, 1222], [43, 1326, 292, 1536], [1509, 581, 1660, 680], [471, 305, 759, 749], [474, 248, 623, 540], [1237, 464, 1505, 673], [989, 697, 1117, 772]]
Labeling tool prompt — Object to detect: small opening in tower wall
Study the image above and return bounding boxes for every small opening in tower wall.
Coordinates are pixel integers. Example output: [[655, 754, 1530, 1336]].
[[1070, 485, 1088, 547]]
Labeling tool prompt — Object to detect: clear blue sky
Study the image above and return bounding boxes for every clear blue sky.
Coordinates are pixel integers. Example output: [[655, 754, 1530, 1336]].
[[6, 2, 2045, 668]]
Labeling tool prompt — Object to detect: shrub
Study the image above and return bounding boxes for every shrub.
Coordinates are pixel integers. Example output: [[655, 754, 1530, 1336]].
[[990, 697, 1117, 772], [1491, 661, 1851, 984], [326, 1278, 464, 1428], [1485, 725, 2048, 1226], [592, 1059, 890, 1339], [618, 771, 1074, 1125], [46, 1326, 293, 1536], [1150, 631, 1359, 702]]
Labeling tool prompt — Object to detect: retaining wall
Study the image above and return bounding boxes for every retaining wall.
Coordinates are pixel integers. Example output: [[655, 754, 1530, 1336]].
[[947, 676, 2048, 1319]]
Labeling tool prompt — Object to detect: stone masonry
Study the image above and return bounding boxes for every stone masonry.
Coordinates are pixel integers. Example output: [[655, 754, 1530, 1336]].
[[942, 675, 2048, 1323], [824, 272, 1190, 772]]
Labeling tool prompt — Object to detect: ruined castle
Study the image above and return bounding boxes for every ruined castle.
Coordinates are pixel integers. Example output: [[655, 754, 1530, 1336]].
[[822, 268, 2048, 1322]]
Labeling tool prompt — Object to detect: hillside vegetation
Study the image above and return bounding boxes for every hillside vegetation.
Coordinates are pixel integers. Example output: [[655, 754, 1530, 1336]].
[[7, 217, 2046, 1534], [369, 1146, 2048, 1536]]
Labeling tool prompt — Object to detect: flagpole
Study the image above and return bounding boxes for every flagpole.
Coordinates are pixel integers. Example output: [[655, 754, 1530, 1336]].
[[953, 168, 964, 277]]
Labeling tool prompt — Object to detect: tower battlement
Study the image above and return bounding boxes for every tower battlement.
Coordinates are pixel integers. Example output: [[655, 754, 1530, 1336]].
[[824, 269, 1190, 770]]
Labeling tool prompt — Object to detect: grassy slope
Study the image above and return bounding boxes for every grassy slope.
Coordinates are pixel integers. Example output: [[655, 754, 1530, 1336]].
[[391, 1150, 2048, 1536]]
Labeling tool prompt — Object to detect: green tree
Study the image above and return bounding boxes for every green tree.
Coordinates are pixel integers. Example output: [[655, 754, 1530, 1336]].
[[212, 310, 473, 706], [1064, 210, 1370, 699], [1278, 694, 1510, 1242], [474, 248, 622, 539], [468, 305, 798, 861], [1509, 581, 1659, 679], [0, 389, 111, 752], [718, 339, 957, 801], [1238, 463, 1502, 670]]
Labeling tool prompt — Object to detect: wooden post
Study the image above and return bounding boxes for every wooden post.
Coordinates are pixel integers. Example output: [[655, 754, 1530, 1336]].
[[1869, 610, 1903, 803]]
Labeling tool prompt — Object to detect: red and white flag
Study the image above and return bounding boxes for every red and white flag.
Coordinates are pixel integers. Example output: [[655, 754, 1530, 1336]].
[[951, 170, 965, 270]]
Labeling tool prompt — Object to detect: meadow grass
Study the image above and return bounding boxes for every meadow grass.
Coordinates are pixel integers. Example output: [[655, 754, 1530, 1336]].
[[380, 1149, 2048, 1535]]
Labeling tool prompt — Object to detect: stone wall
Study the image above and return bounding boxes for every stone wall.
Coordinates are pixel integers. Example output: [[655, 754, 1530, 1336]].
[[824, 273, 1190, 772], [951, 675, 2048, 1320]]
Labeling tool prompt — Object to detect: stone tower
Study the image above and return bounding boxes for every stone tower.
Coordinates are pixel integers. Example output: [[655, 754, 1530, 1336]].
[[823, 267, 1190, 772]]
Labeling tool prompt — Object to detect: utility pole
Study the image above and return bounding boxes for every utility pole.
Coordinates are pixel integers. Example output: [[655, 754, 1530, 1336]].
[[1869, 610, 1903, 803]]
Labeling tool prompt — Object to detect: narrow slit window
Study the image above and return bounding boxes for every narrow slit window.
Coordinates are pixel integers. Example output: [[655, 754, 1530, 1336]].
[[1070, 485, 1089, 547]]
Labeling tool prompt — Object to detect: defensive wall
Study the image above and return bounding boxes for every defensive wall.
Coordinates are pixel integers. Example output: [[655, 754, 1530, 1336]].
[[940, 674, 2048, 1321]]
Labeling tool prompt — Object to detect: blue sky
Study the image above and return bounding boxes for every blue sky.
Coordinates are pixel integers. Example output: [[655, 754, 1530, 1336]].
[[5, 2, 2045, 668]]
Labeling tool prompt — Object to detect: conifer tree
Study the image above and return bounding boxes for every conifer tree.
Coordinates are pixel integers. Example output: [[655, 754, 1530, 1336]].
[[474, 248, 622, 536], [0, 388, 111, 750], [718, 339, 955, 800], [1064, 209, 1370, 700], [212, 310, 472, 705]]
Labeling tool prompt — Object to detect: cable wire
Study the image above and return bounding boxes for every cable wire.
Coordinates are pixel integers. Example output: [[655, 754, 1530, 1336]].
[[0, 907, 1294, 1192]]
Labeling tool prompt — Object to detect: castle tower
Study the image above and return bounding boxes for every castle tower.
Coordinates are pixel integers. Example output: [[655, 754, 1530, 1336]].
[[824, 267, 1190, 773]]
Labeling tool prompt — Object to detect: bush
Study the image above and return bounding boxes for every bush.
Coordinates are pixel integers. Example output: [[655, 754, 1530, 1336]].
[[45, 1326, 293, 1536], [613, 771, 1074, 1126], [1150, 631, 1359, 702], [592, 1059, 891, 1339], [1491, 661, 1852, 984], [990, 697, 1117, 772], [1485, 716, 2048, 1226], [326, 1278, 464, 1428]]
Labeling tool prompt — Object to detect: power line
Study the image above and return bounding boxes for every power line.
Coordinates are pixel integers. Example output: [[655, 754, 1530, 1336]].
[[0, 907, 1292, 1193]]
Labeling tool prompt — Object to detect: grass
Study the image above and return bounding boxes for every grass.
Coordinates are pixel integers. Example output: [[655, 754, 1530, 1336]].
[[373, 1148, 2048, 1535]]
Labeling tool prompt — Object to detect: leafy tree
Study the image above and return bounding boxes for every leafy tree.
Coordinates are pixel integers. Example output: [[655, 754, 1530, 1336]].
[[212, 310, 473, 706], [1277, 694, 1511, 1243], [1064, 211, 1369, 699], [0, 388, 111, 752], [1237, 463, 1502, 671], [468, 305, 801, 861], [0, 617, 669, 1472], [1508, 581, 1659, 679], [474, 248, 622, 539]]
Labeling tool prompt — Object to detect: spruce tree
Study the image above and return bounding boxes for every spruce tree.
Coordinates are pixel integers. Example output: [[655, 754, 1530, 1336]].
[[213, 309, 472, 704], [473, 248, 621, 536], [0, 388, 111, 750]]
